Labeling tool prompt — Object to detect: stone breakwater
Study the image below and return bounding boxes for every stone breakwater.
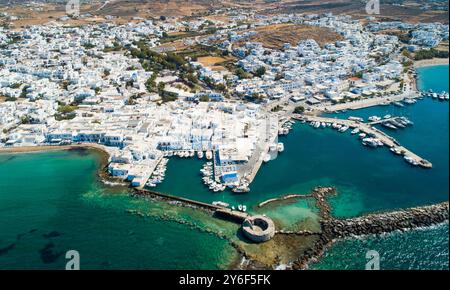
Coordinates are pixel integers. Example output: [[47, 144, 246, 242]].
[[128, 186, 447, 270], [291, 201, 449, 269], [322, 202, 449, 239]]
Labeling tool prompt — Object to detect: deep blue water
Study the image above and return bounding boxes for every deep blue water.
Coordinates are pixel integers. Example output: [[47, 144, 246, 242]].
[[312, 65, 449, 269]]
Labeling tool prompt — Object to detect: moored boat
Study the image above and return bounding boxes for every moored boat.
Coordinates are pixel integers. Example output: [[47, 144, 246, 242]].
[[277, 142, 284, 152]]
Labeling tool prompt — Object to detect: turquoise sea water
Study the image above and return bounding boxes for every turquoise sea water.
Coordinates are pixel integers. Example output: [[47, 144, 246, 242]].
[[311, 223, 449, 270], [0, 65, 448, 269], [0, 151, 238, 269]]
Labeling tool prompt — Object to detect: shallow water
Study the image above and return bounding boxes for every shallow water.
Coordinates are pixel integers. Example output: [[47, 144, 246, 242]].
[[0, 150, 238, 269]]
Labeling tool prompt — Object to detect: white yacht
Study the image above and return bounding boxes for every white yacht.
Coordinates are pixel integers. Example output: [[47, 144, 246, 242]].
[[339, 126, 349, 133], [390, 147, 403, 155], [212, 201, 229, 208], [277, 142, 284, 152], [404, 156, 418, 166], [368, 116, 381, 122], [362, 137, 380, 148], [351, 128, 360, 135]]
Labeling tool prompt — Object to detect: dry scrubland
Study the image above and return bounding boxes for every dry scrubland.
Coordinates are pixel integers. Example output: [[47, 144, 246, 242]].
[[1, 0, 448, 29], [267, 0, 448, 24], [236, 23, 344, 49]]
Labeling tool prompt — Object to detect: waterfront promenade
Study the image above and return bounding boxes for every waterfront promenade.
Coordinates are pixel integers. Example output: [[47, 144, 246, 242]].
[[311, 91, 418, 112], [293, 114, 432, 168]]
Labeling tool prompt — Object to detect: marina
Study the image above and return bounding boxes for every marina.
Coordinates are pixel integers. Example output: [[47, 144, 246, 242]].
[[296, 114, 433, 168]]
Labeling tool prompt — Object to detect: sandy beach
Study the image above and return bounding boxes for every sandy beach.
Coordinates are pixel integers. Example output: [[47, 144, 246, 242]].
[[414, 58, 449, 68]]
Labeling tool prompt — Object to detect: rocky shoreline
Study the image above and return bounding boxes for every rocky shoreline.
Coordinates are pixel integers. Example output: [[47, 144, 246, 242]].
[[322, 202, 449, 239], [291, 201, 449, 269]]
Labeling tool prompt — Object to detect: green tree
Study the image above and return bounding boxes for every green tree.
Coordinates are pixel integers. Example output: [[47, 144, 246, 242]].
[[294, 106, 305, 114], [255, 66, 266, 78], [199, 95, 209, 102]]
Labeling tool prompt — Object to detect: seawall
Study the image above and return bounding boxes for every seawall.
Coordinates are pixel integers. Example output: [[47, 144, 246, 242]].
[[322, 202, 449, 239], [291, 201, 449, 269]]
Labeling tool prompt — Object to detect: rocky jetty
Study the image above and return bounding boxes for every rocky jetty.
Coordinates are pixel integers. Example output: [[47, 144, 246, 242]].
[[291, 201, 449, 269], [322, 202, 449, 239]]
